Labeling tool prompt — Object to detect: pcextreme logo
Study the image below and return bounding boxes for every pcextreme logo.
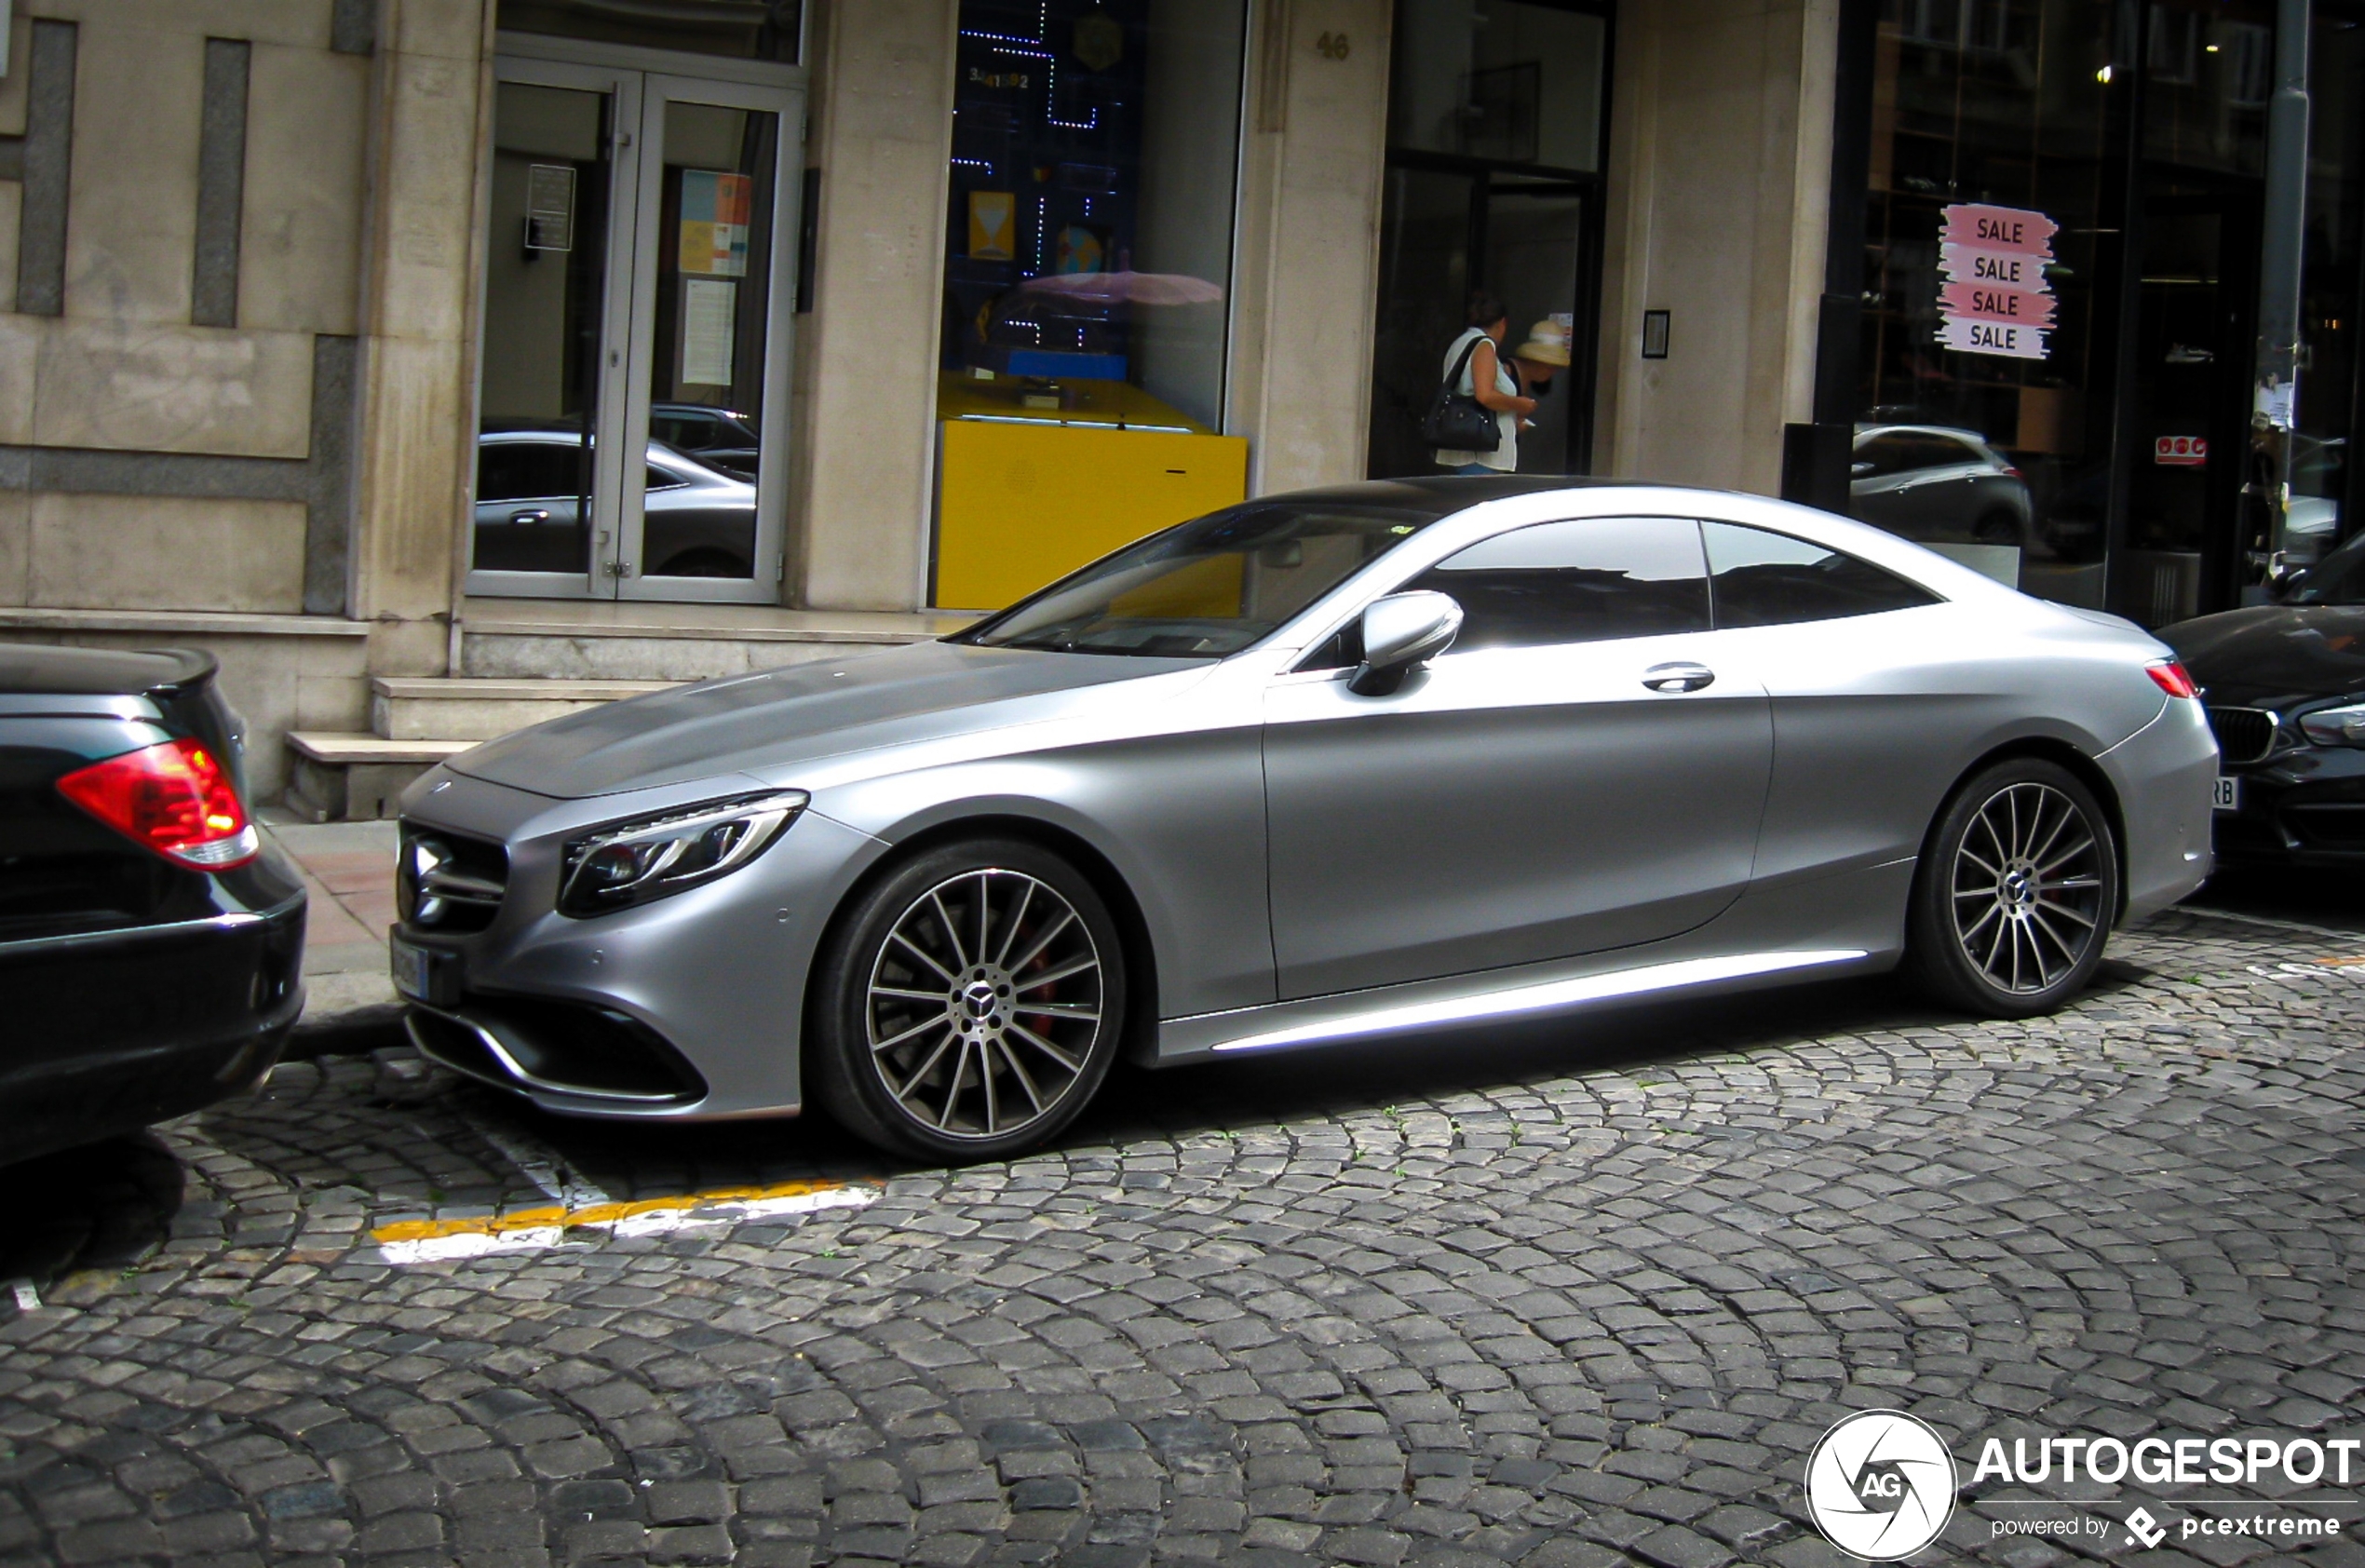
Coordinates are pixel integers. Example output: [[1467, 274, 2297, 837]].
[[1804, 1411, 1958, 1561]]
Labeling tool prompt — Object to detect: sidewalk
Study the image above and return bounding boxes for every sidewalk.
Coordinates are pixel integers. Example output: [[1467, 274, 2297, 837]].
[[256, 808, 402, 1052]]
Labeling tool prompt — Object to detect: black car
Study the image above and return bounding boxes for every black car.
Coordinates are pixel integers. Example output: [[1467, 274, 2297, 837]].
[[0, 645, 305, 1164], [2163, 531, 2365, 867]]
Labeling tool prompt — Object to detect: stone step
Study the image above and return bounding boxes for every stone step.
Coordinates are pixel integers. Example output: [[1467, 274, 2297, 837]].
[[372, 676, 678, 740], [285, 734, 480, 824]]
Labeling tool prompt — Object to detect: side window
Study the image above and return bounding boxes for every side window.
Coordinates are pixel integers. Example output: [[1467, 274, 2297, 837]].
[[477, 442, 580, 503], [646, 463, 686, 492], [1702, 520, 1941, 628], [1853, 433, 1916, 478], [653, 412, 714, 451], [1409, 517, 1710, 653]]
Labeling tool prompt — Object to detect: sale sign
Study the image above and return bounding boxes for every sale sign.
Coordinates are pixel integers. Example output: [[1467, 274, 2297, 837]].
[[1938, 204, 2056, 361], [1937, 281, 2059, 329]]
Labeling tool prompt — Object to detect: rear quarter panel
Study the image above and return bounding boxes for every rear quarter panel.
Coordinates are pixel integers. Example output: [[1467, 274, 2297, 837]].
[[1734, 599, 2170, 891]]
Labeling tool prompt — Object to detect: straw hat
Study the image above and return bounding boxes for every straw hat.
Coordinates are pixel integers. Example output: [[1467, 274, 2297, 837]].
[[1514, 318, 1572, 367]]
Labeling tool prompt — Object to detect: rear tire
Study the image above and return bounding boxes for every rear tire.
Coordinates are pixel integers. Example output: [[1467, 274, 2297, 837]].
[[809, 839, 1126, 1162], [1972, 510, 2020, 546], [1907, 758, 2119, 1019]]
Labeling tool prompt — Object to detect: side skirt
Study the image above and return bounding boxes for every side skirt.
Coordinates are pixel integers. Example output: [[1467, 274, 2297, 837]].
[[1150, 858, 1915, 1065]]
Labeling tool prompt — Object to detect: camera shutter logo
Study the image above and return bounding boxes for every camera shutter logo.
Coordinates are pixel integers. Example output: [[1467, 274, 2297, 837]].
[[1804, 1410, 1957, 1561]]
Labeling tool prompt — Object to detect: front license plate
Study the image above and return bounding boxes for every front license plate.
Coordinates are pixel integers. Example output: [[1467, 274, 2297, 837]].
[[389, 936, 456, 1005], [2212, 775, 2241, 812]]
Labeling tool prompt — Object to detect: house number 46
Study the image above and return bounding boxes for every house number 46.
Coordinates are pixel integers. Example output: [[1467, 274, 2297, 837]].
[[1315, 31, 1351, 60]]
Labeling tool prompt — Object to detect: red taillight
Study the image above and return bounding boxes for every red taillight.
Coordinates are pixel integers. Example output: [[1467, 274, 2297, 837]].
[[2001, 466, 2024, 480], [2146, 660, 2200, 700], [56, 737, 258, 870]]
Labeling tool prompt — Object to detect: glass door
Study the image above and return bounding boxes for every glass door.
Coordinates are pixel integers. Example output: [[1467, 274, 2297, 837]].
[[472, 60, 802, 602], [474, 59, 637, 597], [615, 75, 797, 600]]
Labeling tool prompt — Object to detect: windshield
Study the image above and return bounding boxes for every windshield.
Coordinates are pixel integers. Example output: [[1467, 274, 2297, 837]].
[[955, 500, 1447, 657], [2287, 530, 2365, 605]]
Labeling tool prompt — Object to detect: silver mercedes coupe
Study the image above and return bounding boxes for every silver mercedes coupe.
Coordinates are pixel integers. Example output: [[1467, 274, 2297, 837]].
[[392, 478, 2216, 1160]]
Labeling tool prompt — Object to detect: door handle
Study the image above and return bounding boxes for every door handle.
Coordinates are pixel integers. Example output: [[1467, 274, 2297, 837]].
[[1642, 662, 1715, 694], [508, 508, 550, 525]]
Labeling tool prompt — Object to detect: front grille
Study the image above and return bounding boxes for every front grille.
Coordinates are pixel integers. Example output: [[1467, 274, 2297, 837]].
[[397, 827, 507, 934], [2206, 706, 2278, 765]]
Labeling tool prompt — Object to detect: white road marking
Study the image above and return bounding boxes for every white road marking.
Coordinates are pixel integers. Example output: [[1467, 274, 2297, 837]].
[[371, 1180, 878, 1265]]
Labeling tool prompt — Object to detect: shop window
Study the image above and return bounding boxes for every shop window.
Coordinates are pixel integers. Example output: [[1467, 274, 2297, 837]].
[[497, 0, 801, 64], [935, 0, 1246, 434], [1850, 0, 2364, 628], [929, 1, 1251, 612]]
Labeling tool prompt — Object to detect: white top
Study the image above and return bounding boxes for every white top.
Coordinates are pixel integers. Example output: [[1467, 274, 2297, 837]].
[[1434, 327, 1519, 472]]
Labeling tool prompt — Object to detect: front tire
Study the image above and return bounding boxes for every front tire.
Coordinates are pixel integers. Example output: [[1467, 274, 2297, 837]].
[[810, 839, 1126, 1161], [1907, 759, 2119, 1018]]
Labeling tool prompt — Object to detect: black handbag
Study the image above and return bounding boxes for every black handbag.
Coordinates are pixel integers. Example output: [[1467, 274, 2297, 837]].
[[1420, 335, 1502, 453]]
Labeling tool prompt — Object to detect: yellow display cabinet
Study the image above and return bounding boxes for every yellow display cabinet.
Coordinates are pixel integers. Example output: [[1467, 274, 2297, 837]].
[[932, 372, 1249, 611]]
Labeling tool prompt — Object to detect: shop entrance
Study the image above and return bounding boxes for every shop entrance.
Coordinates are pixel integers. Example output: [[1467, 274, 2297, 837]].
[[471, 51, 802, 602], [2117, 184, 2262, 627], [1366, 0, 1611, 480], [1369, 169, 1600, 478]]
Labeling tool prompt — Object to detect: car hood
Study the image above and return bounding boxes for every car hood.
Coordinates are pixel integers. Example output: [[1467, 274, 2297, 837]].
[[448, 639, 1214, 799], [2160, 605, 2365, 709]]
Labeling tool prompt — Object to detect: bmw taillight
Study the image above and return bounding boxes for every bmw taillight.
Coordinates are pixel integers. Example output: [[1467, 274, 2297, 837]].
[[2145, 660, 2200, 700], [56, 737, 259, 870]]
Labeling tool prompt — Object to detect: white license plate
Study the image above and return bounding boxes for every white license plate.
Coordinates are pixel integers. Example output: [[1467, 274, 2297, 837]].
[[2212, 775, 2241, 812], [390, 937, 435, 1002]]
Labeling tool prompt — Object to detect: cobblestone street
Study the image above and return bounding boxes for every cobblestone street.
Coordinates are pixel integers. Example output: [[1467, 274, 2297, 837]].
[[4, 904, 2363, 1568]]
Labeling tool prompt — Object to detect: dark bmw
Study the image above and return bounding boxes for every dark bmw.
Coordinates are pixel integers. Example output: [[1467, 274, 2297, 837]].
[[0, 645, 304, 1164], [2164, 531, 2365, 867]]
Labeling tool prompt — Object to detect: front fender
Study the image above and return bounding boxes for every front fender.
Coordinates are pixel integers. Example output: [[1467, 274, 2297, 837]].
[[810, 725, 1274, 1020]]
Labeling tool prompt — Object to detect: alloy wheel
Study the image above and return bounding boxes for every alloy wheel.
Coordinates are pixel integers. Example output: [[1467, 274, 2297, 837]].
[[1949, 781, 2105, 994], [863, 868, 1104, 1141]]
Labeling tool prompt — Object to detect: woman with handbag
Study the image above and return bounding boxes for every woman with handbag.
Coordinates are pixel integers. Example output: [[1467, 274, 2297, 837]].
[[1428, 291, 1535, 475]]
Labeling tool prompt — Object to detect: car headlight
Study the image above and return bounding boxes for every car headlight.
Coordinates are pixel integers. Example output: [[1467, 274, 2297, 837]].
[[558, 790, 808, 917], [2299, 703, 2365, 748]]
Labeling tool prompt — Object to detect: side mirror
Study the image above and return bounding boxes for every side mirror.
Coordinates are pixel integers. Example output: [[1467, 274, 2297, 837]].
[[1349, 590, 1462, 696]]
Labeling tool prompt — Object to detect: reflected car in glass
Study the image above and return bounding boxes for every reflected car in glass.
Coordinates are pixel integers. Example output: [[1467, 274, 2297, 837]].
[[649, 403, 762, 483], [2165, 526, 2365, 867], [474, 425, 757, 578], [1851, 424, 2038, 551], [395, 478, 2215, 1161]]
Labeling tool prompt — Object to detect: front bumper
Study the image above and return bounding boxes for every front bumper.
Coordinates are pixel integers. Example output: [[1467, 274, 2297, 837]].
[[2210, 742, 2365, 867], [394, 766, 891, 1120]]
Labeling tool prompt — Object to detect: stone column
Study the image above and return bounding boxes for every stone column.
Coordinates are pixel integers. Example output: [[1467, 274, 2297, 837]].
[[1231, 0, 1393, 494], [349, 0, 493, 677], [791, 0, 958, 613], [1594, 0, 1839, 494]]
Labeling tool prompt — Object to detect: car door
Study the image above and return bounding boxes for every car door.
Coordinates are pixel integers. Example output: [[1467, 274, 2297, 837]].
[[1263, 515, 1775, 1000]]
